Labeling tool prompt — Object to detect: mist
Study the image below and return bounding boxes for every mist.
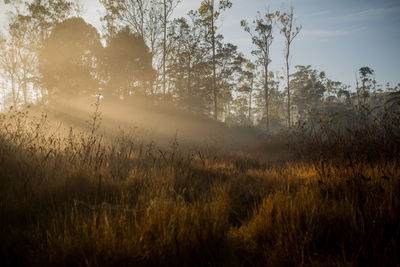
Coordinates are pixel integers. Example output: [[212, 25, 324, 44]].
[[0, 0, 399, 266]]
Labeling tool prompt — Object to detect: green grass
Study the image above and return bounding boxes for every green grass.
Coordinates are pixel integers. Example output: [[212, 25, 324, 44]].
[[0, 108, 399, 266]]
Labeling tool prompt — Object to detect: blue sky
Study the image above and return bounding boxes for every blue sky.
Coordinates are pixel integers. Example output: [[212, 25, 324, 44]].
[[1, 0, 399, 88]]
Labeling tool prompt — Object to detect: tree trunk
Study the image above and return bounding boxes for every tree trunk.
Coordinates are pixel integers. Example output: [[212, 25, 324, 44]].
[[163, 0, 167, 95], [286, 49, 290, 127], [22, 66, 28, 105], [265, 62, 269, 130], [11, 72, 17, 108], [362, 81, 366, 105], [249, 76, 253, 122], [187, 54, 192, 113], [210, 0, 218, 121]]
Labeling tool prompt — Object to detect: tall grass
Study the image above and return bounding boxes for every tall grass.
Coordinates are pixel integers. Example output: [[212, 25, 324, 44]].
[[0, 105, 399, 266]]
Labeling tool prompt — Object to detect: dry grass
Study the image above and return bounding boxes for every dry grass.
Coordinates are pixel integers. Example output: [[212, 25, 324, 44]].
[[0, 107, 399, 266]]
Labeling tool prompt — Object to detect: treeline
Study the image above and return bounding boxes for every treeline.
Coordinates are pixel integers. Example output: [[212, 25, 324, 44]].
[[0, 0, 399, 130]]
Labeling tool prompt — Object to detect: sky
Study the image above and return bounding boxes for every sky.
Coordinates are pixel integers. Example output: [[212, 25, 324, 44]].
[[1, 0, 399, 88]]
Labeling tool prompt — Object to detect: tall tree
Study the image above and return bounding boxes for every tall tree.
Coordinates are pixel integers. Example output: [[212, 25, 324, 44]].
[[38, 17, 102, 98], [278, 7, 301, 127], [291, 65, 326, 122], [160, 0, 180, 95], [237, 59, 256, 123], [100, 0, 181, 95], [100, 0, 162, 54], [102, 27, 155, 98], [1, 0, 80, 104], [358, 66, 374, 105], [241, 11, 276, 130], [198, 0, 232, 120], [6, 16, 37, 105], [216, 41, 242, 121], [167, 16, 209, 113], [251, 70, 285, 128], [0, 41, 19, 107]]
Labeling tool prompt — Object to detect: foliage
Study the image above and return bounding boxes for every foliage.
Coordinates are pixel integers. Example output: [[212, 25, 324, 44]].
[[1, 1, 398, 129], [291, 65, 326, 121], [278, 7, 302, 127], [38, 17, 102, 98], [241, 12, 276, 129], [102, 27, 155, 98], [0, 106, 399, 266], [0, 2, 399, 265]]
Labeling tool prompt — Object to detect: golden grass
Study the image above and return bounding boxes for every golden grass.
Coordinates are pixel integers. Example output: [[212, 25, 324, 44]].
[[0, 108, 399, 266]]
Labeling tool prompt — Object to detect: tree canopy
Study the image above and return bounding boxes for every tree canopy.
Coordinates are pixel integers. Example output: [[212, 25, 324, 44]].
[[0, 1, 398, 131], [102, 27, 155, 98], [39, 17, 102, 98]]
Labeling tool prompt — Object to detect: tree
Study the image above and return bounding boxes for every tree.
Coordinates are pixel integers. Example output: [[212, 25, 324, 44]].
[[100, 0, 162, 54], [6, 17, 37, 105], [100, 0, 181, 96], [160, 0, 181, 95], [1, 0, 80, 104], [167, 16, 209, 113], [0, 43, 19, 107], [167, 8, 241, 120], [198, 0, 232, 120], [241, 10, 276, 130], [324, 79, 350, 105], [291, 65, 326, 122], [278, 7, 301, 127], [358, 66, 374, 105], [38, 17, 102, 98], [102, 27, 155, 98], [216, 42, 242, 121], [237, 59, 256, 123], [254, 71, 286, 128]]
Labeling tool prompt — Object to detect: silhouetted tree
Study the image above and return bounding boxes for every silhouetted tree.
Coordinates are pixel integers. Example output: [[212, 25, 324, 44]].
[[2, 0, 80, 103], [39, 17, 102, 98], [358, 66, 374, 105], [160, 0, 181, 95], [291, 65, 326, 122], [278, 7, 301, 127], [100, 0, 161, 54], [102, 27, 155, 98], [241, 10, 277, 130], [167, 16, 209, 113], [198, 0, 232, 120], [237, 59, 256, 123]]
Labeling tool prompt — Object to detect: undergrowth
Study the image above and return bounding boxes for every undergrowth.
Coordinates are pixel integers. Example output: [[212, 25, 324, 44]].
[[0, 105, 399, 266]]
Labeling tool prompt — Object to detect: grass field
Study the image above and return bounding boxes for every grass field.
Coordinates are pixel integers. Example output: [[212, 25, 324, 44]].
[[0, 105, 399, 266]]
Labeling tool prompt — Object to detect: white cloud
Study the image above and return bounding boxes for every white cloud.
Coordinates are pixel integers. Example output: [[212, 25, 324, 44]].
[[300, 29, 350, 39], [338, 6, 400, 23]]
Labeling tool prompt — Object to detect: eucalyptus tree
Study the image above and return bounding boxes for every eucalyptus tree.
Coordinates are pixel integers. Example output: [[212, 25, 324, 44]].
[[266, 71, 285, 128], [168, 6, 241, 119], [251, 70, 285, 128], [358, 66, 374, 105], [5, 17, 37, 105], [100, 0, 181, 95], [167, 16, 209, 113], [241, 11, 276, 129], [5, 0, 80, 47], [198, 0, 232, 120], [216, 41, 243, 120], [100, 0, 162, 55], [290, 65, 326, 122], [160, 0, 181, 95], [102, 27, 155, 98], [278, 7, 301, 127], [39, 17, 102, 98], [1, 0, 80, 104], [0, 39, 20, 107], [237, 59, 256, 122]]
